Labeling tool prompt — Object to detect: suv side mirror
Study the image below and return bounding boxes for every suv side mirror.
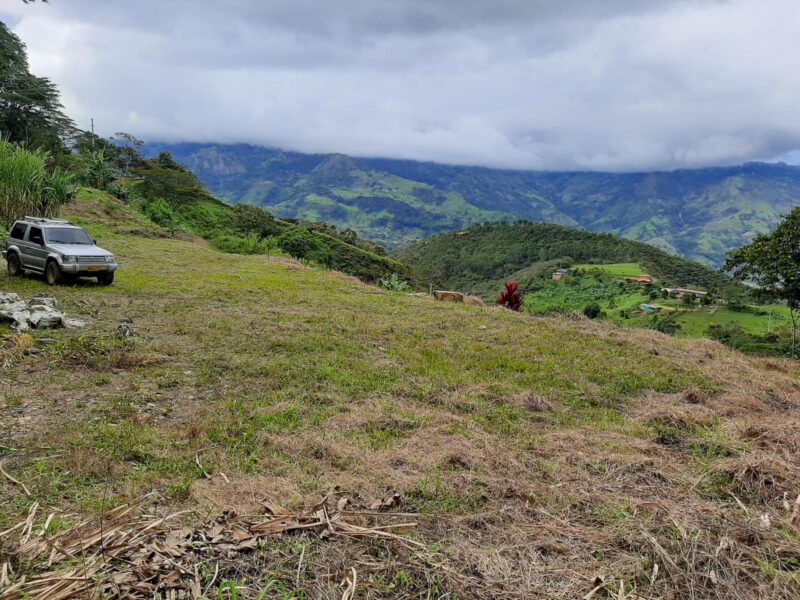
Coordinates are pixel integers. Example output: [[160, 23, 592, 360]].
[[92, 238, 97, 245]]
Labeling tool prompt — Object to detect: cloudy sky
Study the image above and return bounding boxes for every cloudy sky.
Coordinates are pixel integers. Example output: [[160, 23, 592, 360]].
[[2, 0, 800, 171]]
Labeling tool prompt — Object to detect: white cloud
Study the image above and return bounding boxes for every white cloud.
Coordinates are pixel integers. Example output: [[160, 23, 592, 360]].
[[3, 0, 800, 171]]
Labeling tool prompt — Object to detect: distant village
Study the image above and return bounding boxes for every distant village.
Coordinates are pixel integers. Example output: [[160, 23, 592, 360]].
[[552, 266, 717, 315]]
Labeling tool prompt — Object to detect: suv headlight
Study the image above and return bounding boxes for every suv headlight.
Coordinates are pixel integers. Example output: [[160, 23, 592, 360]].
[[62, 255, 77, 263], [105, 255, 115, 263]]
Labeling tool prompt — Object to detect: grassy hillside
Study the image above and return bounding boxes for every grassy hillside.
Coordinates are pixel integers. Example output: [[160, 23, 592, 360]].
[[121, 161, 412, 284], [145, 143, 800, 265], [397, 221, 745, 300], [1, 193, 799, 598]]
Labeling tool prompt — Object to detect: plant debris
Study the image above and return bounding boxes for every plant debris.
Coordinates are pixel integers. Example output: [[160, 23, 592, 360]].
[[0, 493, 419, 599]]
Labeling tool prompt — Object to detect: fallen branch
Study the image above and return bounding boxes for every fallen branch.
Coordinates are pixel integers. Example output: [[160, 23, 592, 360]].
[[0, 461, 31, 497]]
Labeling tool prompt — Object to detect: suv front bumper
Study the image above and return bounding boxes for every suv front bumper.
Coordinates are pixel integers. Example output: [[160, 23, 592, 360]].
[[60, 262, 118, 274]]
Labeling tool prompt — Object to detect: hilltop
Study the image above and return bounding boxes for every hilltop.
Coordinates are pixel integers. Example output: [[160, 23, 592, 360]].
[[1, 192, 799, 598], [145, 143, 800, 265], [396, 220, 744, 299]]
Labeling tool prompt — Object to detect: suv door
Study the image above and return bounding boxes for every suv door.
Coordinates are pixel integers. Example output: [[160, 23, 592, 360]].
[[23, 226, 47, 272]]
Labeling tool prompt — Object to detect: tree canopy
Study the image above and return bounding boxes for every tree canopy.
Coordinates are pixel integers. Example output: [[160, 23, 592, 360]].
[[0, 21, 74, 150], [724, 206, 800, 355]]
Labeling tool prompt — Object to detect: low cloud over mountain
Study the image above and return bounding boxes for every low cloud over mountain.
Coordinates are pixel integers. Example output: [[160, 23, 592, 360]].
[[4, 0, 800, 171]]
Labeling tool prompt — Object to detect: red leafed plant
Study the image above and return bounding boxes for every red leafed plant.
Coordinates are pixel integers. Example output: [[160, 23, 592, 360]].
[[498, 281, 524, 311]]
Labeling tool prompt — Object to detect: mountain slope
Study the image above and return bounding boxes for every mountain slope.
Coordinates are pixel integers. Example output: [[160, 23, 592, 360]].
[[145, 143, 800, 265], [396, 220, 744, 299]]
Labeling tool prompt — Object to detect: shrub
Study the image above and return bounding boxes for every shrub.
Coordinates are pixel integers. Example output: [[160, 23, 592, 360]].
[[498, 281, 524, 311], [106, 182, 130, 201], [277, 226, 332, 266], [583, 303, 602, 319], [142, 197, 178, 229], [232, 204, 279, 238], [0, 140, 76, 225], [379, 273, 410, 292], [649, 315, 681, 335], [212, 233, 277, 255], [79, 149, 116, 189]]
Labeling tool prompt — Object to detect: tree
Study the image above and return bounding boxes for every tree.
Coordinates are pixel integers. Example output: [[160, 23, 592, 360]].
[[232, 204, 279, 238], [110, 132, 145, 173], [682, 293, 696, 306], [583, 303, 601, 319], [724, 206, 800, 357], [649, 314, 681, 335], [157, 150, 180, 170], [0, 21, 74, 150]]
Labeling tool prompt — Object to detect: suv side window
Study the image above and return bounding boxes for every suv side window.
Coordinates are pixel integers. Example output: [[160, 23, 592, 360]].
[[9, 223, 27, 240], [27, 226, 44, 245]]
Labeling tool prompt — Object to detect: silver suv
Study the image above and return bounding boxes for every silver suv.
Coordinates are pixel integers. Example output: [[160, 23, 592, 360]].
[[3, 217, 118, 285]]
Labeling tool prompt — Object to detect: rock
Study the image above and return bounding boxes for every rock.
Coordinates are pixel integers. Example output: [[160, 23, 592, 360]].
[[28, 309, 63, 329], [30, 296, 57, 308], [0, 292, 22, 304], [0, 292, 85, 331], [433, 290, 464, 303], [116, 323, 137, 339], [464, 295, 486, 307], [63, 317, 87, 329]]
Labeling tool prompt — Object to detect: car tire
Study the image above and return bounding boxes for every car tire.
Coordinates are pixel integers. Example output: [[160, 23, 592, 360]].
[[97, 272, 114, 286], [6, 253, 22, 276], [45, 261, 62, 285]]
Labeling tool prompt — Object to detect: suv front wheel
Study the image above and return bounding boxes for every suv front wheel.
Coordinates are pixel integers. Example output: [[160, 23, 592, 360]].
[[6, 253, 22, 276], [97, 272, 114, 286], [45, 261, 62, 285]]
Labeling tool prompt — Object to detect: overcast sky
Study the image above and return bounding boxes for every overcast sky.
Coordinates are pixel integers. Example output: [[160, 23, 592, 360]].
[[2, 0, 800, 171]]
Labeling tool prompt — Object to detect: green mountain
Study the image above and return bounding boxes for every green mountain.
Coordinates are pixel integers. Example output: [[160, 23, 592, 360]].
[[145, 143, 800, 266], [395, 221, 745, 300]]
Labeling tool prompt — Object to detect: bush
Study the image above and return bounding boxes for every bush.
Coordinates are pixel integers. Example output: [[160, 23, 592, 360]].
[[583, 303, 601, 319], [379, 273, 410, 292], [79, 149, 116, 189], [142, 197, 178, 229], [106, 182, 130, 201], [498, 281, 524, 311], [232, 204, 279, 238], [649, 315, 681, 335], [212, 233, 277, 255], [277, 226, 332, 265]]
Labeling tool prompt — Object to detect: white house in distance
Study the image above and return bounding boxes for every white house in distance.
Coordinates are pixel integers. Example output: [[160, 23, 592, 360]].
[[661, 287, 708, 300]]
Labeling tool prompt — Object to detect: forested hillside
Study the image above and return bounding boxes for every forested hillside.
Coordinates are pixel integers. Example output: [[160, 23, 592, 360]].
[[146, 142, 800, 265], [396, 221, 744, 299]]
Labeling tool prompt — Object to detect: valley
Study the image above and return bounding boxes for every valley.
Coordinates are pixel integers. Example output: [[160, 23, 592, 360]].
[[146, 143, 800, 266]]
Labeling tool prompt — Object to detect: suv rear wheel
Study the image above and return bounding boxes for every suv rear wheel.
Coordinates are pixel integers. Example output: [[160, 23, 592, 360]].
[[45, 261, 62, 285], [6, 253, 22, 276], [97, 272, 114, 286]]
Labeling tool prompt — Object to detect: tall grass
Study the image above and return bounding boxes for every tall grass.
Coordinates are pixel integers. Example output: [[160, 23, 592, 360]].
[[0, 139, 77, 226]]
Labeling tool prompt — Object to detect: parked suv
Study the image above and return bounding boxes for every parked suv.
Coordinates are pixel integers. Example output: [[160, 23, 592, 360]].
[[3, 217, 117, 285]]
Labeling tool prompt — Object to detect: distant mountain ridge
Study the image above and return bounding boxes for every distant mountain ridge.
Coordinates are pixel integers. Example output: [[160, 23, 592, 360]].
[[144, 142, 800, 265]]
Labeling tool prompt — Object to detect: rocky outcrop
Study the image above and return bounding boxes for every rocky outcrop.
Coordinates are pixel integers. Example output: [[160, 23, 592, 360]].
[[433, 290, 464, 303], [0, 292, 86, 332]]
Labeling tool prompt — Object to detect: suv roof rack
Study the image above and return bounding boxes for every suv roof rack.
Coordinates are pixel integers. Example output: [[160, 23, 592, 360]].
[[23, 216, 72, 224]]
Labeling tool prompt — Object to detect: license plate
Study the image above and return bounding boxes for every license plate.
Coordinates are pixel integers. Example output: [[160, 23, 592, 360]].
[[88, 266, 101, 272]]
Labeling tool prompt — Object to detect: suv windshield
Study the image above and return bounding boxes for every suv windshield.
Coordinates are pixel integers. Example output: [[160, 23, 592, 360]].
[[45, 227, 93, 245]]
